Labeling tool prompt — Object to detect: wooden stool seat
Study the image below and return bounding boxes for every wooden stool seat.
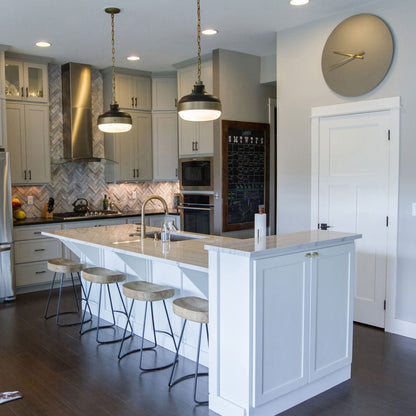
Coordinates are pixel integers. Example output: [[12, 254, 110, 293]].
[[123, 281, 175, 302], [82, 267, 126, 284], [172, 296, 209, 324], [47, 258, 83, 274]]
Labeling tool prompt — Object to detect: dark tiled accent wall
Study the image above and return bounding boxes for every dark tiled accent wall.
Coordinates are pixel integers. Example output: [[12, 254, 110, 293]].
[[12, 64, 178, 217]]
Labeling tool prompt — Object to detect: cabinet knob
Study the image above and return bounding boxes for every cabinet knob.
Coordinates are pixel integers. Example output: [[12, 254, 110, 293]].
[[312, 252, 319, 257], [24, 170, 27, 180], [131, 97, 134, 107], [133, 169, 136, 178], [35, 248, 46, 252], [21, 87, 24, 97], [135, 97, 138, 107], [305, 253, 312, 258], [26, 87, 28, 97]]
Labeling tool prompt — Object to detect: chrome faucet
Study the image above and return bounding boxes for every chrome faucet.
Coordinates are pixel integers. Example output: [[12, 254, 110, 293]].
[[141, 195, 169, 240]]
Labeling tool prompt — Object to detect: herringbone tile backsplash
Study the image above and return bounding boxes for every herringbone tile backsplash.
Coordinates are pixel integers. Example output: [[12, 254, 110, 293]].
[[12, 64, 179, 218]]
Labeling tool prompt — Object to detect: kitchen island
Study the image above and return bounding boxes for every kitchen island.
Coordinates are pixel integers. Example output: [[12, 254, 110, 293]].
[[42, 224, 360, 416]]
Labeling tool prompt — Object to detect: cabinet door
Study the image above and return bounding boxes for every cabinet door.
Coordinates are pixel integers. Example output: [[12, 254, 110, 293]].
[[6, 102, 26, 183], [178, 118, 197, 157], [253, 252, 311, 405], [152, 112, 178, 180], [195, 60, 214, 154], [309, 243, 354, 382], [152, 77, 177, 111], [115, 73, 135, 109], [5, 60, 24, 101], [136, 112, 153, 180], [24, 104, 50, 183], [177, 61, 213, 157], [134, 77, 151, 110], [116, 123, 137, 181], [24, 63, 48, 103]]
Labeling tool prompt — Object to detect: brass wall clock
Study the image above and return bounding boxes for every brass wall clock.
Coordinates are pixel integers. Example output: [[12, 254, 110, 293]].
[[321, 14, 394, 97]]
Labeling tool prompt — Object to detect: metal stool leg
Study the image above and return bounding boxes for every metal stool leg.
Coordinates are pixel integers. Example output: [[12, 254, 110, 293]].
[[44, 271, 86, 327], [80, 282, 133, 344], [169, 320, 208, 405], [119, 299, 157, 359], [169, 319, 187, 387], [138, 301, 177, 372], [44, 272, 58, 319]]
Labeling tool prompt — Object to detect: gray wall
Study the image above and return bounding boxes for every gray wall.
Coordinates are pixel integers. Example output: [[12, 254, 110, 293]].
[[276, 0, 416, 322], [212, 49, 276, 236]]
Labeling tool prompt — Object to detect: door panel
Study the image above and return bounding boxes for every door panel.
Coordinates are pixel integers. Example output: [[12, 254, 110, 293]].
[[6, 103, 26, 183], [318, 111, 390, 328]]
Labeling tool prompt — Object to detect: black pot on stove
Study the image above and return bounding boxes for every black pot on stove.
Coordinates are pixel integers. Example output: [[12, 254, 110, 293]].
[[72, 198, 89, 214]]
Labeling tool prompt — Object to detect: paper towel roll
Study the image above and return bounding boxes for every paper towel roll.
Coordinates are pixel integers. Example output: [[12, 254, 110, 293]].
[[254, 213, 267, 241]]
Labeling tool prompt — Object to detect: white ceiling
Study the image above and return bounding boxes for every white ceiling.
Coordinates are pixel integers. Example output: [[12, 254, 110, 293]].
[[0, 0, 380, 72]]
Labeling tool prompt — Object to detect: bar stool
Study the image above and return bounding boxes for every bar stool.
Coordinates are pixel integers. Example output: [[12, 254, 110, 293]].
[[80, 267, 132, 344], [44, 258, 91, 327], [168, 296, 209, 405], [118, 281, 177, 371]]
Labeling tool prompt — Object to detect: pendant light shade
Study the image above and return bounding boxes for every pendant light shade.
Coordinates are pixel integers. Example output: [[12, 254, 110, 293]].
[[178, 0, 222, 122], [178, 82, 221, 121], [98, 7, 132, 133]]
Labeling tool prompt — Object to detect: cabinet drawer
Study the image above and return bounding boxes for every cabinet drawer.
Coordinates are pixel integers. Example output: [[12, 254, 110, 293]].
[[13, 223, 61, 241], [15, 261, 55, 286], [14, 238, 62, 263]]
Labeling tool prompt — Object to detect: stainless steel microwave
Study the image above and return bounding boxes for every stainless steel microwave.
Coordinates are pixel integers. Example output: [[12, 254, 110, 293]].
[[179, 157, 213, 191]]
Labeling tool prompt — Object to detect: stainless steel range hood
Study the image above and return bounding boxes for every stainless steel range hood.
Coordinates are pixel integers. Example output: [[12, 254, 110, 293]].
[[61, 62, 102, 163]]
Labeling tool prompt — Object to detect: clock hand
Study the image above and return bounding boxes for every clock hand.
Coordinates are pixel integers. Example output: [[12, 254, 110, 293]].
[[329, 51, 366, 70], [334, 50, 365, 59]]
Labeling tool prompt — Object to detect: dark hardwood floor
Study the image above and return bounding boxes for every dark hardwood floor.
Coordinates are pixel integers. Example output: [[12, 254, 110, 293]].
[[1, 289, 416, 416]]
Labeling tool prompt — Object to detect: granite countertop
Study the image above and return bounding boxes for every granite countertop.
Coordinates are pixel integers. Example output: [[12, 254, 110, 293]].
[[13, 209, 179, 227], [42, 224, 361, 271], [42, 224, 234, 271], [204, 230, 362, 258]]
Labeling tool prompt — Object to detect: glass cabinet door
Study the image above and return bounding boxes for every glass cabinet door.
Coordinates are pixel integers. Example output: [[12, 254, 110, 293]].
[[5, 61, 23, 100], [24, 63, 48, 102]]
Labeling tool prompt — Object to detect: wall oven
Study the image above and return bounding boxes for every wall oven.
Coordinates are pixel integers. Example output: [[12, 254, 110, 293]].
[[177, 194, 214, 235], [179, 157, 213, 191]]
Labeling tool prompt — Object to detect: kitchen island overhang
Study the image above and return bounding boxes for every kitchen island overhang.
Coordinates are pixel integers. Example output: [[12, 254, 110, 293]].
[[42, 224, 361, 416]]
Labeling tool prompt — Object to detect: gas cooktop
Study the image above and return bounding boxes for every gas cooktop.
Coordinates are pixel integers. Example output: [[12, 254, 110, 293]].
[[53, 210, 123, 220]]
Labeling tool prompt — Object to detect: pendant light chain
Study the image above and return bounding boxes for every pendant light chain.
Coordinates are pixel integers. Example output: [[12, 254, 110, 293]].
[[197, 0, 201, 83], [111, 11, 116, 105]]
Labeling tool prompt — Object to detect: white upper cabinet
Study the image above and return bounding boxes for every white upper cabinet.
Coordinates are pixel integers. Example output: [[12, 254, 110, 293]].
[[5, 60, 48, 103], [105, 111, 153, 182], [152, 76, 177, 111], [152, 112, 178, 181], [7, 102, 50, 184], [177, 60, 214, 157], [113, 73, 151, 111]]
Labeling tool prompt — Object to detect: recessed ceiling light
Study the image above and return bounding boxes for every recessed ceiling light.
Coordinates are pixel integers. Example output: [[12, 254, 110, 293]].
[[202, 28, 218, 36], [127, 55, 141, 61], [35, 41, 51, 48], [289, 0, 309, 5]]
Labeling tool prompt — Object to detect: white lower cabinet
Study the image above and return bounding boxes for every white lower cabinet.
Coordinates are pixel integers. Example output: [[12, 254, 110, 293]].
[[13, 223, 62, 289], [252, 243, 354, 406]]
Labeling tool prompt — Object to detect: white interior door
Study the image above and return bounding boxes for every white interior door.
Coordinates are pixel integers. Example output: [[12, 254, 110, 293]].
[[316, 111, 391, 328]]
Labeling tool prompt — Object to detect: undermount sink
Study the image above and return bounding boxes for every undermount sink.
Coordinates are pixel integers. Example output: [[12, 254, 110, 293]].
[[128, 231, 204, 242]]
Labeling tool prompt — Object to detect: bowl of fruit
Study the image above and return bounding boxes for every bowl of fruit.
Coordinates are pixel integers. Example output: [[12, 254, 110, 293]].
[[12, 198, 26, 221]]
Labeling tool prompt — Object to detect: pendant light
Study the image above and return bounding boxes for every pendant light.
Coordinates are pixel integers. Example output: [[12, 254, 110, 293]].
[[177, 0, 222, 122], [98, 7, 132, 133]]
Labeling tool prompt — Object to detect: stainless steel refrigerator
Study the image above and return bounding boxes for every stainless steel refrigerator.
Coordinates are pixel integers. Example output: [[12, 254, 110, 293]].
[[0, 150, 15, 302]]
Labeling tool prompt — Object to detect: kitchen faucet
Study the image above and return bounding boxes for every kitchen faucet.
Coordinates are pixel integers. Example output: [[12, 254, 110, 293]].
[[141, 195, 168, 240]]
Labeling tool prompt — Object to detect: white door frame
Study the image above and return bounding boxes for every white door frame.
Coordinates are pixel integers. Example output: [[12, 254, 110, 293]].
[[311, 96, 401, 335]]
